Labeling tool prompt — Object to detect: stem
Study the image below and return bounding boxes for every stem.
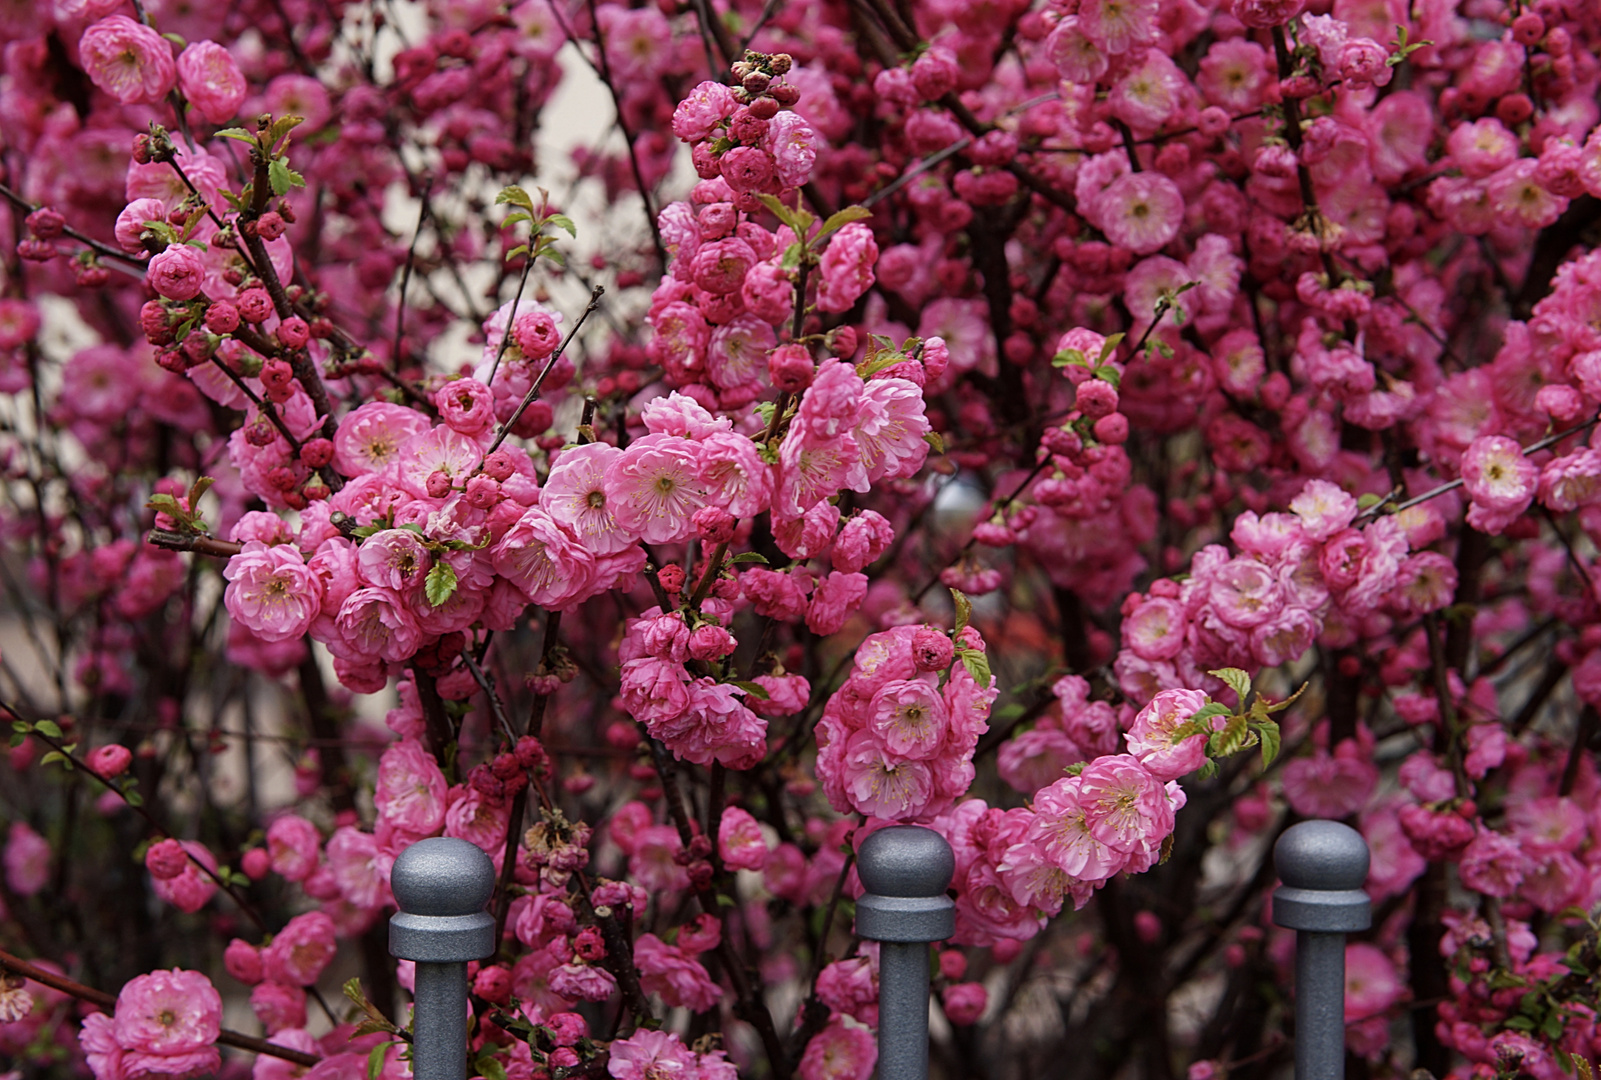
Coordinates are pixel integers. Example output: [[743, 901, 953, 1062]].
[[483, 287, 604, 457]]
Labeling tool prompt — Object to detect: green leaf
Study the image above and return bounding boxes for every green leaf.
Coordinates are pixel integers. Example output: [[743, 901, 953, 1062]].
[[729, 552, 769, 565], [728, 680, 771, 700], [546, 213, 577, 238], [1092, 364, 1121, 389], [1255, 718, 1281, 769], [213, 128, 257, 146], [502, 212, 531, 227], [1063, 761, 1086, 777], [1356, 492, 1382, 509], [267, 159, 304, 196], [124, 791, 144, 807], [958, 646, 992, 689], [343, 978, 367, 1008], [812, 205, 872, 245], [161, 31, 188, 48], [757, 193, 803, 234], [367, 1041, 392, 1080], [11, 720, 30, 734], [1051, 348, 1087, 369], [779, 241, 805, 272], [425, 562, 458, 608], [1097, 333, 1126, 364], [496, 185, 536, 210], [35, 719, 62, 739], [950, 588, 972, 634], [478, 1057, 508, 1080], [542, 248, 565, 267], [505, 245, 529, 261], [40, 751, 68, 767], [923, 431, 945, 454], [1208, 667, 1252, 702], [188, 475, 214, 510]]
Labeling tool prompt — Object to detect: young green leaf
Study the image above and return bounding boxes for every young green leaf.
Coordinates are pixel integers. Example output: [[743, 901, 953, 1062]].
[[367, 1042, 391, 1080], [495, 185, 536, 210], [812, 205, 873, 245], [958, 647, 992, 688], [424, 562, 458, 608], [728, 552, 769, 565], [1254, 718, 1281, 768], [950, 588, 972, 634], [923, 430, 945, 454], [35, 719, 63, 739], [267, 159, 305, 196], [546, 213, 577, 238], [728, 680, 771, 700], [1208, 667, 1253, 703]]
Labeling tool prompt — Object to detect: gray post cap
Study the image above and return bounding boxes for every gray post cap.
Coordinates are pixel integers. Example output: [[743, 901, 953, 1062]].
[[389, 837, 498, 963], [855, 825, 956, 943], [1272, 820, 1372, 933]]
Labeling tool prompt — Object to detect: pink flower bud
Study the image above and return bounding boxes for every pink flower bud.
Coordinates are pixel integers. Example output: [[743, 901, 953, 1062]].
[[300, 437, 334, 468], [256, 211, 286, 241], [426, 469, 453, 498], [657, 564, 686, 594], [512, 310, 560, 360], [241, 848, 272, 880], [688, 624, 737, 661], [236, 288, 273, 323], [1092, 413, 1129, 444], [482, 449, 517, 481], [693, 506, 736, 544], [276, 316, 310, 349], [26, 208, 65, 240], [767, 344, 814, 392], [938, 949, 967, 980], [88, 743, 132, 777], [473, 965, 513, 1004], [146, 837, 189, 880], [225, 938, 264, 985], [912, 626, 955, 672]]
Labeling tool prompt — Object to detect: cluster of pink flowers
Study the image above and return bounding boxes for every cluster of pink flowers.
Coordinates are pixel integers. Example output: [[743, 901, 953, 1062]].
[[815, 623, 996, 821], [10, 0, 1601, 1075]]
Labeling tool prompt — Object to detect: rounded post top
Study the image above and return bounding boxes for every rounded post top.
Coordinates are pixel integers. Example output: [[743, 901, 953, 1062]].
[[391, 837, 496, 917], [1274, 820, 1370, 892], [857, 825, 954, 898]]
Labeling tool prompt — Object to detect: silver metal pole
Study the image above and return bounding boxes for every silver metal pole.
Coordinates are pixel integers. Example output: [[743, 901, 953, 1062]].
[[854, 825, 955, 1080], [1272, 820, 1372, 1080], [390, 837, 497, 1080]]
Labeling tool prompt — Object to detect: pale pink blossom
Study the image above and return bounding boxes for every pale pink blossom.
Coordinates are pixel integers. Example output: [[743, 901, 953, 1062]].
[[261, 911, 337, 986], [603, 436, 708, 545], [176, 41, 245, 124], [4, 822, 50, 896], [374, 739, 447, 838], [333, 403, 430, 477], [717, 806, 769, 871], [491, 507, 597, 609], [265, 815, 320, 882], [80, 16, 176, 104]]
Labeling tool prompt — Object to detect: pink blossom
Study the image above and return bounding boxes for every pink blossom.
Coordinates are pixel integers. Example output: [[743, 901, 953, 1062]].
[[799, 1016, 876, 1080], [261, 911, 337, 986], [224, 939, 263, 985], [113, 969, 221, 1057], [1232, 0, 1306, 29], [333, 403, 431, 477], [807, 571, 868, 635], [1458, 827, 1528, 897], [837, 730, 934, 820], [491, 507, 597, 609], [942, 982, 987, 1025], [1460, 435, 1537, 533], [765, 111, 818, 189], [817, 223, 878, 314], [1281, 749, 1378, 819], [548, 961, 616, 1003], [603, 436, 708, 544], [1344, 944, 1401, 1022], [80, 16, 176, 104], [1125, 689, 1211, 781], [541, 442, 634, 555], [325, 827, 389, 909], [608, 1030, 699, 1080], [266, 815, 320, 882], [146, 246, 206, 301], [717, 806, 769, 870], [672, 81, 738, 142], [334, 587, 422, 663], [1077, 0, 1158, 53], [634, 933, 720, 1012], [249, 981, 305, 1035], [1046, 17, 1109, 83], [151, 841, 218, 913], [176, 41, 245, 124], [866, 678, 949, 760], [1078, 755, 1174, 858], [374, 739, 447, 838], [4, 822, 50, 896]]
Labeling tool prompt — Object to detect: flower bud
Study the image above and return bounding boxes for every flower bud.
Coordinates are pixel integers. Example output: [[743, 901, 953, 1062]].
[[88, 743, 133, 777], [426, 469, 453, 498], [912, 626, 955, 672], [767, 344, 814, 392], [145, 838, 189, 880]]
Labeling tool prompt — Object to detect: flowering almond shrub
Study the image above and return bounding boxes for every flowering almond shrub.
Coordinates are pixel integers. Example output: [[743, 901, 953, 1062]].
[[1, 0, 1600, 1079]]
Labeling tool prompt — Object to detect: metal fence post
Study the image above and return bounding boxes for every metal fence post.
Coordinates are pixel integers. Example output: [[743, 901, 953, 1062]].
[[855, 825, 956, 1080], [1272, 820, 1372, 1080], [390, 837, 497, 1080]]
